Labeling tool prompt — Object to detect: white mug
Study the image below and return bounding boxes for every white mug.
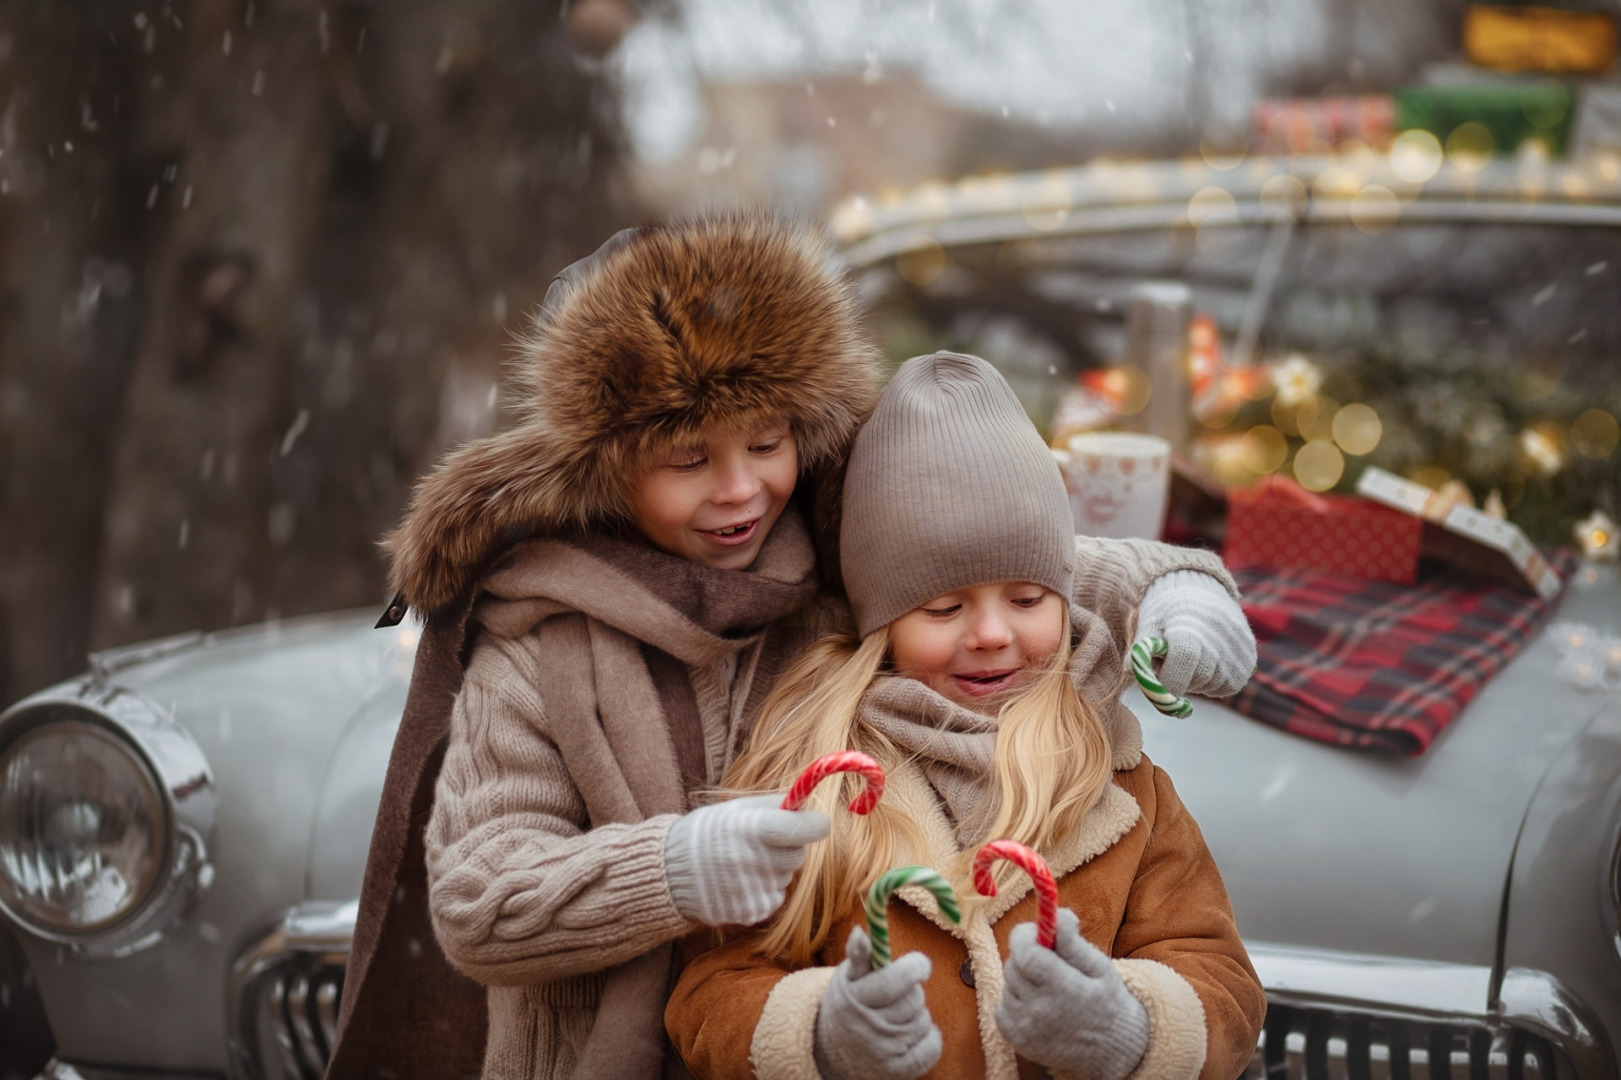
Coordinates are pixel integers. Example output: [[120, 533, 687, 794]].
[[1054, 432, 1171, 539]]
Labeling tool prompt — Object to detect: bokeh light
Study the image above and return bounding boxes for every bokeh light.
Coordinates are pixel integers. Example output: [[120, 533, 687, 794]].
[[1350, 185, 1399, 234], [1259, 173, 1307, 209], [1239, 425, 1289, 474], [1293, 439, 1344, 492], [1331, 403, 1383, 455], [1311, 167, 1360, 199], [1571, 409, 1620, 458], [1520, 426, 1565, 475], [1447, 122, 1495, 171], [1522, 84, 1570, 129], [1300, 395, 1338, 441], [1389, 129, 1443, 184], [1188, 186, 1239, 227], [896, 240, 947, 285]]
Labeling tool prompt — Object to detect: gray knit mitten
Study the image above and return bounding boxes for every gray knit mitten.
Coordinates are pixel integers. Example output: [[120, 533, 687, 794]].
[[813, 926, 941, 1080], [996, 909, 1149, 1080], [663, 794, 830, 926], [1135, 569, 1257, 698]]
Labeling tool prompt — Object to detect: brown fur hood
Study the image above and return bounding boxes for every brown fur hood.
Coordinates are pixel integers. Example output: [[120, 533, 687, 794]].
[[383, 214, 880, 617]]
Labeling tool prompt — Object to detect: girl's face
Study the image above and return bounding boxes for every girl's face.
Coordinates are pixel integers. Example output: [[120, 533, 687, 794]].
[[888, 582, 1065, 712], [628, 416, 798, 570]]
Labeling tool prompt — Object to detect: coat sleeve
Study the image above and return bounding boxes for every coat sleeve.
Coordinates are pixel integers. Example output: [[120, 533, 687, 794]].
[[1107, 764, 1266, 1080], [666, 933, 836, 1080], [424, 635, 693, 986], [1071, 536, 1239, 633]]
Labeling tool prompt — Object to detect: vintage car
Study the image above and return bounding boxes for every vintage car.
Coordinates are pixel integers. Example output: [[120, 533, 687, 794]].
[[3, 149, 1620, 1080]]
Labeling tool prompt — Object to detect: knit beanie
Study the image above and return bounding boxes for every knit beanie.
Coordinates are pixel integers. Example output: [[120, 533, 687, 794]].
[[841, 351, 1075, 636]]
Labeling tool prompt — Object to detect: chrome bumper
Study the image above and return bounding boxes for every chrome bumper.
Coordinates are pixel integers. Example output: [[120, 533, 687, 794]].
[[216, 905, 1618, 1080]]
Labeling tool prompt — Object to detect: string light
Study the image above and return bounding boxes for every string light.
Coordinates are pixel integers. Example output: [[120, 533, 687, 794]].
[[1575, 509, 1619, 561]]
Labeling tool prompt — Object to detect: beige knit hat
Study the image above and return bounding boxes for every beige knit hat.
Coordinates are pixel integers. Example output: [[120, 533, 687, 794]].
[[841, 351, 1075, 636]]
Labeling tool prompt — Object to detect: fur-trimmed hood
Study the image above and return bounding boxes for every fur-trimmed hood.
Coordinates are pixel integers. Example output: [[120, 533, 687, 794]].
[[383, 214, 879, 617]]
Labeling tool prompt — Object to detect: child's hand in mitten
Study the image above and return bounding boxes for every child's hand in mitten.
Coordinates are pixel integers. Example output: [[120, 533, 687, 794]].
[[663, 794, 829, 926], [1135, 569, 1256, 698], [814, 926, 941, 1080], [996, 909, 1149, 1080]]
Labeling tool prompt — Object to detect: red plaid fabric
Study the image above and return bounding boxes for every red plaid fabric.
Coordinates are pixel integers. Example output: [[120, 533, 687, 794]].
[[1227, 551, 1576, 755]]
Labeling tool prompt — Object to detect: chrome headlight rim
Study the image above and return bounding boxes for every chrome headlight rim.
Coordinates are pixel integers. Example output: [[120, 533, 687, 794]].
[[0, 685, 216, 957]]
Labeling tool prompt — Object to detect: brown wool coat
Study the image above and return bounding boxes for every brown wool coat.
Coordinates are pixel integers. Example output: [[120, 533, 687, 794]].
[[667, 754, 1265, 1080]]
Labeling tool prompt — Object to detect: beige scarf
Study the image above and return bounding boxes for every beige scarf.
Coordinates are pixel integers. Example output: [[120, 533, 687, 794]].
[[472, 510, 818, 1080], [859, 675, 1001, 842]]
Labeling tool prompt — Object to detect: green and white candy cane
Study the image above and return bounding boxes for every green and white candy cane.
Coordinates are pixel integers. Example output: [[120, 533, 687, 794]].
[[864, 866, 961, 968], [1131, 636, 1194, 718]]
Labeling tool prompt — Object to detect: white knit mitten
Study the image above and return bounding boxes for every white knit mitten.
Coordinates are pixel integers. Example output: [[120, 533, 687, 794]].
[[996, 909, 1149, 1080], [814, 926, 941, 1080], [1135, 570, 1256, 698], [663, 794, 829, 926]]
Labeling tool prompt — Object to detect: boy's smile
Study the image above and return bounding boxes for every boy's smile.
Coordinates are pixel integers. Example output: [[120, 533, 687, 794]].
[[628, 417, 798, 570], [888, 583, 1066, 712]]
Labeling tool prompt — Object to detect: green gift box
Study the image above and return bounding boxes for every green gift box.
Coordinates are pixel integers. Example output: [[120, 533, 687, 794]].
[[1395, 83, 1575, 156]]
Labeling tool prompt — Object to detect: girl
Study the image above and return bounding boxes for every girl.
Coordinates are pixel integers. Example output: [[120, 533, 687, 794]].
[[667, 351, 1266, 1080]]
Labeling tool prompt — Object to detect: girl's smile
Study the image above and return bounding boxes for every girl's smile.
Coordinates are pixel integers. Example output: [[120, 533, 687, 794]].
[[888, 582, 1066, 712]]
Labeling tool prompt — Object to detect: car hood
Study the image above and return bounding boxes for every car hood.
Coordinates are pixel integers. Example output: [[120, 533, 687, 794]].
[[1136, 565, 1621, 970]]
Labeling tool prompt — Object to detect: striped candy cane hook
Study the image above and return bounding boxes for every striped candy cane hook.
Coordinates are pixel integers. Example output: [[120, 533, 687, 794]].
[[973, 840, 1060, 949], [864, 866, 960, 968], [780, 751, 886, 814], [1131, 637, 1193, 718]]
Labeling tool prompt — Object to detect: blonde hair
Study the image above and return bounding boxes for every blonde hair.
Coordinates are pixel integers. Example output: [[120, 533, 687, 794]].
[[719, 606, 1113, 965]]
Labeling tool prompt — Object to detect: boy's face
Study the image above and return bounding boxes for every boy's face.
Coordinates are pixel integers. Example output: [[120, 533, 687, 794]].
[[888, 583, 1065, 712], [628, 416, 799, 570]]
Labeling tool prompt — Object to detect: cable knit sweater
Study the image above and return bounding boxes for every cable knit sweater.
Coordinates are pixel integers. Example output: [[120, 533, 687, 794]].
[[424, 535, 1235, 1080]]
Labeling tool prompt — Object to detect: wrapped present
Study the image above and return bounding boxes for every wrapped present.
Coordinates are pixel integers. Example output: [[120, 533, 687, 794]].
[[1394, 83, 1575, 157], [1355, 466, 1562, 598], [1464, 5, 1618, 75], [1224, 475, 1423, 583], [1250, 96, 1395, 154]]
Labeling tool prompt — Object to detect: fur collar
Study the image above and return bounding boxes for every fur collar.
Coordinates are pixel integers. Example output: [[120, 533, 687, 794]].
[[383, 215, 878, 616]]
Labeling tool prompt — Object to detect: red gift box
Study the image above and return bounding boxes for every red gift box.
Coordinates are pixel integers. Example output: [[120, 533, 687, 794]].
[[1224, 476, 1424, 583]]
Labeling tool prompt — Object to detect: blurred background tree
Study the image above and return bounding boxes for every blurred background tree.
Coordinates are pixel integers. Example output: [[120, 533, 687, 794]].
[[0, 0, 631, 711]]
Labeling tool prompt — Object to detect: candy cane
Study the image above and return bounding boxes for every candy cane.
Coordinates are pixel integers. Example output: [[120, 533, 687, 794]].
[[973, 840, 1060, 949], [780, 751, 886, 814], [864, 866, 961, 968], [1131, 637, 1193, 718]]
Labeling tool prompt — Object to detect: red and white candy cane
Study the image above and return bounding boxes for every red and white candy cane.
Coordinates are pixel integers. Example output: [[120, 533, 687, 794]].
[[973, 839, 1060, 949], [780, 751, 886, 814]]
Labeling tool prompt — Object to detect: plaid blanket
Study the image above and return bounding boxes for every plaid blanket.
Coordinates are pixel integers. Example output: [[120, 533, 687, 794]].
[[1228, 551, 1577, 755]]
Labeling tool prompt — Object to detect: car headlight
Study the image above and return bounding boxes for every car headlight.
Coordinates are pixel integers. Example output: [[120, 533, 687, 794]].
[[0, 721, 166, 931], [0, 690, 215, 957]]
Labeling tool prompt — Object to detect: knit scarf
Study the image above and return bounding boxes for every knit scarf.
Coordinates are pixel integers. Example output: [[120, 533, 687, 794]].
[[859, 675, 1002, 843], [471, 509, 818, 1080]]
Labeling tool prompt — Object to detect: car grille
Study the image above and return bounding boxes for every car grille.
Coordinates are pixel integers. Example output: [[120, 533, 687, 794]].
[[1243, 1001, 1565, 1079], [229, 901, 355, 1080]]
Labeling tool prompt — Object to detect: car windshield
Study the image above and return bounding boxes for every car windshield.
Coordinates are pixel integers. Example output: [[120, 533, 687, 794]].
[[866, 211, 1621, 543]]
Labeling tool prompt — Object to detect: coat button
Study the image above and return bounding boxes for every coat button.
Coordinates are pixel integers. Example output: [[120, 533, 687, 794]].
[[960, 957, 976, 988]]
